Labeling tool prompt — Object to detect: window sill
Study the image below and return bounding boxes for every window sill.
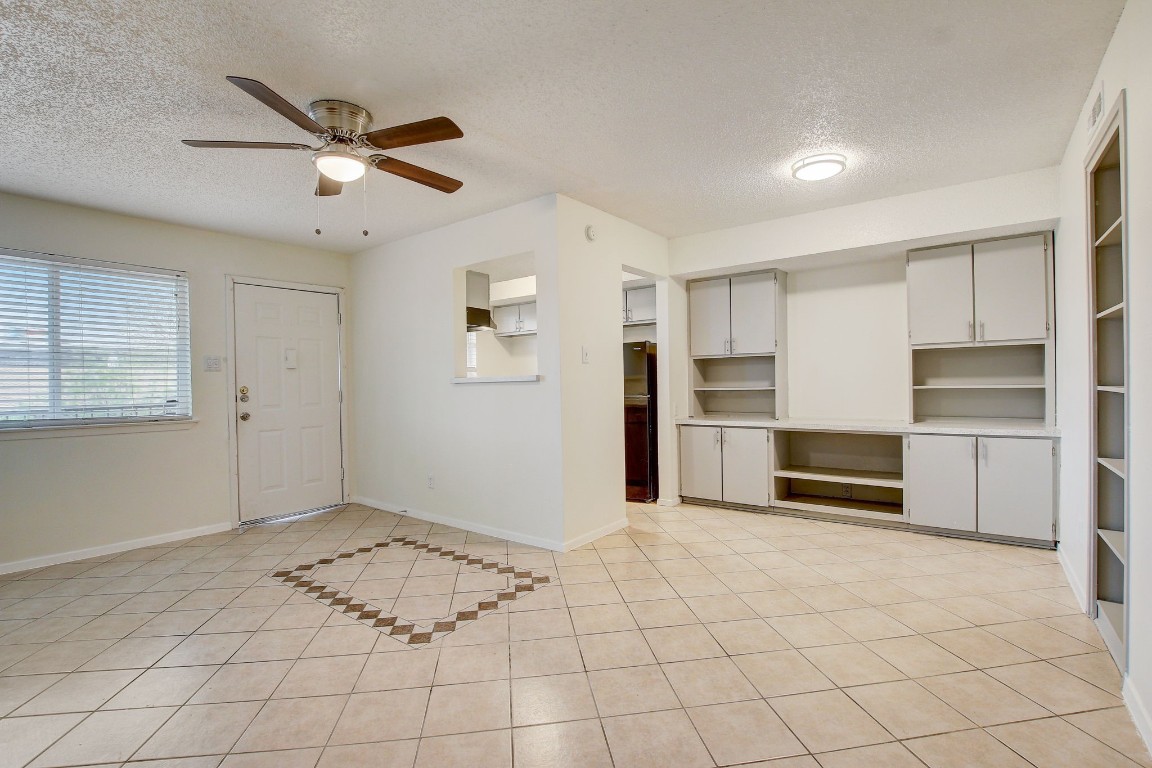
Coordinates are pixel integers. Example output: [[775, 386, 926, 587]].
[[0, 419, 200, 441]]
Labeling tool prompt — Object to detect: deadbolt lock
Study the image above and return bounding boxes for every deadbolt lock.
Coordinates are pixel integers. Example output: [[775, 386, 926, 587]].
[[239, 412, 251, 421], [239, 394, 249, 402], [239, 386, 249, 395]]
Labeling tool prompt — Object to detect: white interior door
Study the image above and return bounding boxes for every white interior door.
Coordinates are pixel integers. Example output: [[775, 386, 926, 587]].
[[234, 283, 343, 523], [977, 437, 1054, 540], [729, 274, 776, 355], [679, 425, 723, 501], [721, 427, 770, 506], [907, 435, 977, 531], [973, 236, 1049, 342], [689, 278, 730, 356], [908, 244, 974, 345]]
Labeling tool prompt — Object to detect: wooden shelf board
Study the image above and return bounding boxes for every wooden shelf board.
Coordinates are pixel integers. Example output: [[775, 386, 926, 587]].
[[1097, 386, 1126, 394], [776, 494, 904, 517], [695, 386, 775, 392], [1098, 457, 1127, 479], [1098, 529, 1127, 566], [912, 384, 1045, 390], [1095, 216, 1123, 248], [775, 465, 903, 489], [1096, 302, 1125, 320]]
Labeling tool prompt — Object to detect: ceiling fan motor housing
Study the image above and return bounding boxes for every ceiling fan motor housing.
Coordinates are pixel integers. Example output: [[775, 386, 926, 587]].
[[308, 100, 372, 141]]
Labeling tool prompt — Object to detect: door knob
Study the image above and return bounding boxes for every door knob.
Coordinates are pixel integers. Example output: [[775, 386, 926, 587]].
[[240, 412, 251, 421], [239, 394, 249, 402], [239, 386, 249, 395]]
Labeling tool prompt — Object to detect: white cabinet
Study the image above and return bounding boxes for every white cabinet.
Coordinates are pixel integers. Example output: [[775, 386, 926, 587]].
[[908, 244, 974, 345], [493, 302, 536, 336], [623, 286, 656, 324], [907, 434, 1054, 541], [908, 435, 977, 531], [908, 235, 1049, 346], [680, 425, 723, 501], [679, 425, 768, 505], [689, 273, 776, 356], [977, 437, 1054, 540], [722, 428, 771, 507], [973, 236, 1048, 343]]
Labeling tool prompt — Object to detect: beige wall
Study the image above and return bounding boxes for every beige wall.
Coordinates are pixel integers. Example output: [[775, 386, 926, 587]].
[[0, 193, 350, 572]]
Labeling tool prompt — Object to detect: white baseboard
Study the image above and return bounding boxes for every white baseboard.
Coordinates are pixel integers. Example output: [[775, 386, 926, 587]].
[[1057, 543, 1091, 613], [657, 497, 682, 506], [1125, 678, 1152, 754], [562, 518, 629, 552], [352, 496, 566, 551], [0, 521, 235, 576]]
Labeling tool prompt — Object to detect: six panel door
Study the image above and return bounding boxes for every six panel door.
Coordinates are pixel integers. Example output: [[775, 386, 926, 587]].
[[907, 435, 977, 531], [977, 437, 1054, 540], [973, 235, 1048, 343], [679, 425, 723, 501], [729, 273, 776, 355], [721, 427, 770, 506], [908, 244, 974, 345], [688, 278, 731, 356]]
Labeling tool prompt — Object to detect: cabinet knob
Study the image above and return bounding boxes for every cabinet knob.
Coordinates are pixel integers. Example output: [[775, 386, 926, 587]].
[[240, 412, 251, 422]]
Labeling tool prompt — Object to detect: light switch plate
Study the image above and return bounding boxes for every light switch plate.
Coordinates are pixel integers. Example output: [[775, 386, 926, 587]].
[[203, 356, 222, 372], [581, 346, 590, 364]]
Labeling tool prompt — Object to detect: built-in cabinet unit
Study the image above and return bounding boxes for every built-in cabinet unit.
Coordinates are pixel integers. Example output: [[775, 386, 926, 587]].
[[688, 271, 786, 419], [1087, 95, 1129, 669], [907, 233, 1055, 427], [622, 286, 656, 325], [907, 435, 1055, 541], [679, 425, 769, 507], [493, 301, 537, 336]]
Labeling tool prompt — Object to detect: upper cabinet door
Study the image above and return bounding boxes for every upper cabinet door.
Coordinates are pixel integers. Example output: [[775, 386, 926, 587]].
[[907, 435, 977, 532], [908, 244, 974, 345], [977, 437, 1054, 540], [517, 302, 537, 333], [729, 273, 776, 355], [721, 427, 770, 506], [679, 425, 723, 501], [973, 236, 1048, 343], [689, 278, 731, 356], [492, 304, 520, 335], [626, 287, 657, 323]]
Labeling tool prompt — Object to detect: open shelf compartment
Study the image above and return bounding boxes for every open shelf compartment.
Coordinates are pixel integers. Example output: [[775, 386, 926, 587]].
[[772, 431, 904, 519]]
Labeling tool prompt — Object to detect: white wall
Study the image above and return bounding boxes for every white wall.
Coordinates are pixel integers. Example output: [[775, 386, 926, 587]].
[[1053, 0, 1152, 742], [0, 192, 350, 572], [475, 332, 538, 377], [350, 196, 568, 547], [554, 196, 672, 543], [786, 259, 909, 421]]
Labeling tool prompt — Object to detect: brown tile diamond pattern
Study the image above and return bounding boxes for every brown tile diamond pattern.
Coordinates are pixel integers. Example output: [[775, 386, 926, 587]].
[[269, 536, 552, 646]]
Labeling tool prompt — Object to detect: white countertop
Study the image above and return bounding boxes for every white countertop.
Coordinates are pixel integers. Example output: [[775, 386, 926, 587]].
[[676, 416, 1059, 438]]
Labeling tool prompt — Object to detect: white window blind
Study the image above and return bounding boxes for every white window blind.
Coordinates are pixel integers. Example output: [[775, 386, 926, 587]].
[[0, 248, 191, 427], [465, 331, 478, 377]]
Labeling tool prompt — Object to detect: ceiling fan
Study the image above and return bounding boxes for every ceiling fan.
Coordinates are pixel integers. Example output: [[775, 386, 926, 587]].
[[183, 76, 463, 196]]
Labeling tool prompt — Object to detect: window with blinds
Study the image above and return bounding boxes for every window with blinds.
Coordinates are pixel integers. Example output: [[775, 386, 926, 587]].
[[0, 248, 191, 427]]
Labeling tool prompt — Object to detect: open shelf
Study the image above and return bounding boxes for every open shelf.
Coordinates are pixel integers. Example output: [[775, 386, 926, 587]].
[[1098, 386, 1125, 394], [914, 387, 1045, 422], [913, 384, 1044, 390], [1094, 215, 1123, 247], [694, 389, 776, 418], [693, 386, 775, 392], [777, 494, 903, 517], [1098, 457, 1126, 479], [1095, 245, 1125, 311], [775, 465, 903, 489], [912, 345, 1045, 386], [692, 355, 777, 419], [1096, 302, 1124, 320], [1097, 600, 1125, 659], [1098, 529, 1126, 566], [1098, 463, 1125, 531]]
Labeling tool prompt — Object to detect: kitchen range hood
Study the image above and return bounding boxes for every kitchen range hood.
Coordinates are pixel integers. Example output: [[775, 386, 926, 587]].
[[465, 270, 497, 331]]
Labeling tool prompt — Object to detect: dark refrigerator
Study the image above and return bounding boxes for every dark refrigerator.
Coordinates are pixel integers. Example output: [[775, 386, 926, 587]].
[[624, 341, 658, 502]]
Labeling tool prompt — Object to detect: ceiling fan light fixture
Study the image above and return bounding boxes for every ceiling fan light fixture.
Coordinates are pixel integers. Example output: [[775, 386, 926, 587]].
[[791, 153, 847, 181], [313, 148, 367, 182]]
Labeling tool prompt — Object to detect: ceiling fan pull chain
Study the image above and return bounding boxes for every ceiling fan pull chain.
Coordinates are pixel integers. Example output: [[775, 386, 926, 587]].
[[362, 173, 369, 236], [315, 173, 322, 235]]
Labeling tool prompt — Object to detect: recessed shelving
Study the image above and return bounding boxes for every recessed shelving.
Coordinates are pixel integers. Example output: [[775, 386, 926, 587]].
[[692, 354, 778, 418], [693, 386, 775, 392], [777, 494, 903, 517], [911, 344, 1049, 424], [775, 465, 903, 489], [912, 384, 1045, 390], [1098, 529, 1126, 565], [1094, 215, 1123, 247], [1098, 386, 1125, 394], [1096, 302, 1124, 320], [1098, 457, 1126, 479]]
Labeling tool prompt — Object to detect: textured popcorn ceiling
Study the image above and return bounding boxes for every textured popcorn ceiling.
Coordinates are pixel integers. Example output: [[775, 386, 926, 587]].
[[0, 0, 1125, 252]]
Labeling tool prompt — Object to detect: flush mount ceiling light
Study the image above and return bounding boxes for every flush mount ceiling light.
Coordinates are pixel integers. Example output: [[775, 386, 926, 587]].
[[312, 147, 367, 182], [791, 153, 847, 181]]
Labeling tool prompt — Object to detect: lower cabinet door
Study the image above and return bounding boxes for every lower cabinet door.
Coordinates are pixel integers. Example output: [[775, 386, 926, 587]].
[[907, 435, 977, 531], [721, 427, 770, 507], [680, 426, 723, 501], [977, 437, 1055, 540]]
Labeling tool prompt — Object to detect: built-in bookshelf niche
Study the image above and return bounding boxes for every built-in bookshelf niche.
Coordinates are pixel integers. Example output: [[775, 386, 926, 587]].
[[771, 431, 904, 519], [911, 345, 1047, 424], [692, 356, 776, 418]]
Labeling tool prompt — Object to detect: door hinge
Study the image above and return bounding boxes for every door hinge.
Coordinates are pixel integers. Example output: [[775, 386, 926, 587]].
[[1052, 444, 1056, 457], [337, 312, 342, 325], [906, 255, 910, 266], [773, 273, 778, 284], [339, 390, 344, 404]]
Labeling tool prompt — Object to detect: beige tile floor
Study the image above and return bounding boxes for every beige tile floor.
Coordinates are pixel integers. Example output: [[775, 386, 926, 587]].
[[0, 501, 1149, 768]]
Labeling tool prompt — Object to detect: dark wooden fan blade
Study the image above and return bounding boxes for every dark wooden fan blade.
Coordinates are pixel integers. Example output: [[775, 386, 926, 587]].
[[226, 76, 328, 135], [182, 140, 312, 150], [315, 175, 343, 196], [372, 156, 462, 193], [363, 117, 463, 150]]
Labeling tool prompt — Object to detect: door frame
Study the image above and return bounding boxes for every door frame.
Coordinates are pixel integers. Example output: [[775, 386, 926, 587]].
[[224, 276, 349, 527]]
